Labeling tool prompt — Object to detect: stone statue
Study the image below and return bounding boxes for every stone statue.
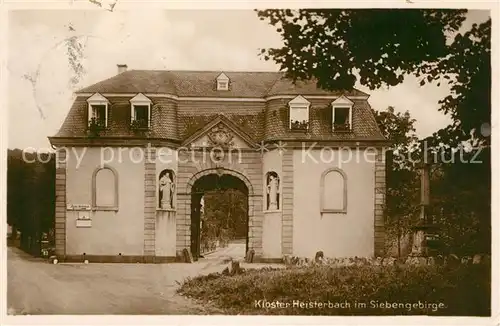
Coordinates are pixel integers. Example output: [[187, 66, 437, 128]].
[[160, 172, 175, 209], [267, 174, 279, 210]]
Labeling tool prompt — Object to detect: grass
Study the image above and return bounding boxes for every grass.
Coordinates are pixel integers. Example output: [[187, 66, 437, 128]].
[[178, 264, 490, 316]]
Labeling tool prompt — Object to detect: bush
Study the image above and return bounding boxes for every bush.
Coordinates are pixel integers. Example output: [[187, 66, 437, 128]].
[[178, 264, 490, 316]]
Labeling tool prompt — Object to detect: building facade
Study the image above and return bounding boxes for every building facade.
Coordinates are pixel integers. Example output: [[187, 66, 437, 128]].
[[49, 66, 389, 263]]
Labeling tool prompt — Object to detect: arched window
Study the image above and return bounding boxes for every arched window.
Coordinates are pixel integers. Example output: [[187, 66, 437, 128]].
[[320, 168, 347, 214], [265, 171, 280, 211], [92, 165, 118, 210], [158, 169, 176, 210]]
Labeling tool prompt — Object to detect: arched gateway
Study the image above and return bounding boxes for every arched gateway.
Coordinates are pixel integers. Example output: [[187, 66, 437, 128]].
[[50, 69, 388, 263], [186, 169, 253, 260]]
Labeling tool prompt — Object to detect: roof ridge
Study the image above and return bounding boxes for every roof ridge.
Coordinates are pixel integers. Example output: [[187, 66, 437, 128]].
[[75, 69, 369, 97], [130, 69, 284, 74], [75, 70, 135, 93], [265, 73, 285, 97], [164, 71, 179, 96]]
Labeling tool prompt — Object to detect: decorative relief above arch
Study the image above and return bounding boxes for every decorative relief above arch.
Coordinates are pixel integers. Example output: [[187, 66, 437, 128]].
[[207, 122, 235, 148]]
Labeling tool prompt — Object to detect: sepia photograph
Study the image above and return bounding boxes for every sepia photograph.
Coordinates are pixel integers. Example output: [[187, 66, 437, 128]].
[[3, 1, 496, 322]]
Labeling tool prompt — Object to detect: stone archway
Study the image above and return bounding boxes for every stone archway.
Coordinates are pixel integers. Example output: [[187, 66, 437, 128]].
[[185, 168, 254, 196], [185, 168, 255, 261]]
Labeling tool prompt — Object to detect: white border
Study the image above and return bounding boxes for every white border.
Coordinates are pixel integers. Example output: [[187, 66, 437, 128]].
[[1, 1, 498, 326]]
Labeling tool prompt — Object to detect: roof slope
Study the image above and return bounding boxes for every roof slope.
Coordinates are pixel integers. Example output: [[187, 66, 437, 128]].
[[77, 70, 368, 98]]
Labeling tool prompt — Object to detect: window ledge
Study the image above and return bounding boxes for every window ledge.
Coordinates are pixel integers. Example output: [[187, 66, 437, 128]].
[[321, 209, 347, 215], [156, 208, 176, 212], [264, 209, 282, 214], [67, 205, 91, 211], [92, 206, 118, 212]]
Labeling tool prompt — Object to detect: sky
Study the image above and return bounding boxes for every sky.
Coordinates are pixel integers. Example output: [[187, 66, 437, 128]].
[[7, 9, 491, 150]]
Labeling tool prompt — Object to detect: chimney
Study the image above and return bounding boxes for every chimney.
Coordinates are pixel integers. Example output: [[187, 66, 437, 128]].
[[117, 64, 128, 75]]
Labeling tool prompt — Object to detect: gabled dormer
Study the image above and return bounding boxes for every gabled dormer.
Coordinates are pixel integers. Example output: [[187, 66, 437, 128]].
[[216, 73, 229, 91], [129, 93, 152, 129], [87, 93, 109, 128], [331, 95, 354, 132], [288, 95, 310, 131]]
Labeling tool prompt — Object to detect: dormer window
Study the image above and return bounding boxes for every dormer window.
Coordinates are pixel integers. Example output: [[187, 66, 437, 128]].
[[331, 95, 354, 132], [87, 93, 109, 129], [288, 95, 310, 131], [130, 93, 152, 129], [216, 73, 229, 91]]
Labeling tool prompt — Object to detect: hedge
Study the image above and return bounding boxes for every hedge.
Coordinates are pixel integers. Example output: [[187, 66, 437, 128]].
[[178, 264, 490, 316]]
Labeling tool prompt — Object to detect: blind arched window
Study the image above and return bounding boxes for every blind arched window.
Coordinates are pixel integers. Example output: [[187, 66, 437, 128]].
[[320, 168, 347, 214], [92, 165, 119, 211]]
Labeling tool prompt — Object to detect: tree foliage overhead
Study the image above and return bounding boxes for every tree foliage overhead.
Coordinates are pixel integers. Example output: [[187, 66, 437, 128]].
[[257, 9, 491, 142], [373, 107, 490, 255], [201, 188, 248, 246]]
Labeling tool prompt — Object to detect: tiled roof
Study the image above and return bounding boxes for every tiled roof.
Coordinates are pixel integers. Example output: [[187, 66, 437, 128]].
[[55, 97, 179, 139], [77, 70, 178, 94], [267, 76, 368, 97], [265, 99, 385, 141], [53, 70, 384, 144], [77, 70, 368, 98]]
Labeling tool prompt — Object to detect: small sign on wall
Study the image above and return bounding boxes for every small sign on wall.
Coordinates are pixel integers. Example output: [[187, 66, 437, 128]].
[[76, 211, 92, 228], [67, 204, 91, 211]]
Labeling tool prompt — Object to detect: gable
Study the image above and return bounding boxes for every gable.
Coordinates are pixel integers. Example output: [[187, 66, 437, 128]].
[[182, 115, 257, 149], [190, 130, 250, 148], [288, 95, 311, 106], [331, 95, 354, 106], [216, 72, 229, 81], [130, 93, 151, 103], [87, 92, 108, 103]]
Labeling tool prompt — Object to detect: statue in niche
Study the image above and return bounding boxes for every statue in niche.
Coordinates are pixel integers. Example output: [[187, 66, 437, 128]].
[[159, 169, 175, 209], [266, 172, 280, 210]]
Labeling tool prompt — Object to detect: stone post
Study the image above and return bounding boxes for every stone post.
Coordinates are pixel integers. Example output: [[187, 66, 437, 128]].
[[410, 162, 432, 257]]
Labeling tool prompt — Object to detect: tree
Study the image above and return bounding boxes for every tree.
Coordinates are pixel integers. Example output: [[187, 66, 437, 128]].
[[201, 189, 248, 247], [7, 149, 55, 255], [258, 9, 492, 255], [256, 9, 490, 143], [372, 107, 420, 255], [7, 149, 24, 239]]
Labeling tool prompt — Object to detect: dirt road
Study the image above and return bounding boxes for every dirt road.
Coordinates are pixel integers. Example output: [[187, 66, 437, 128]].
[[7, 247, 219, 315]]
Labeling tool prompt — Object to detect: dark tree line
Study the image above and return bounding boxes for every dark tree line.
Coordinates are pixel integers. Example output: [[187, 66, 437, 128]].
[[7, 149, 55, 256]]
